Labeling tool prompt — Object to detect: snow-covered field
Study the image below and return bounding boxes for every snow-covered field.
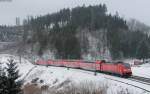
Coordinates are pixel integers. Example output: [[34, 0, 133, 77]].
[[0, 54, 150, 94]]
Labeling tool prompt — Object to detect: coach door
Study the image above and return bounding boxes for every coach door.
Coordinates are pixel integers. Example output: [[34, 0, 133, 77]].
[[95, 61, 102, 71], [118, 64, 123, 75]]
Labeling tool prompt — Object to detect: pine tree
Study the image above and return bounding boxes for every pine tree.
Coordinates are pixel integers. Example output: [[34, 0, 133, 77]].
[[0, 63, 2, 93], [0, 74, 8, 94], [5, 59, 22, 94], [0, 62, 8, 94], [0, 62, 2, 77], [136, 40, 150, 60]]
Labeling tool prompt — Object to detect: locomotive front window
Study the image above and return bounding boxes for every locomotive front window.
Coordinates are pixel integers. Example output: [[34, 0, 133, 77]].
[[123, 63, 130, 68]]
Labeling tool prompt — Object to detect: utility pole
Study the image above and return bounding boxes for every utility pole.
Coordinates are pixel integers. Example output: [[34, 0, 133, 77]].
[[90, 7, 94, 31], [90, 7, 97, 76], [16, 17, 20, 26]]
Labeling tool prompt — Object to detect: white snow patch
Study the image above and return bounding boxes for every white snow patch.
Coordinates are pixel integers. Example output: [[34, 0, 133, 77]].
[[132, 63, 150, 78]]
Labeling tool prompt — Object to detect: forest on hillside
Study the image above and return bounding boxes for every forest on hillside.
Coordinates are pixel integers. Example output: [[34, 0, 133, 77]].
[[0, 26, 22, 42], [20, 4, 150, 60]]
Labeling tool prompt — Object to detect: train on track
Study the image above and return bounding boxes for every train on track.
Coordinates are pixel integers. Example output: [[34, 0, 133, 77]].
[[36, 59, 132, 77]]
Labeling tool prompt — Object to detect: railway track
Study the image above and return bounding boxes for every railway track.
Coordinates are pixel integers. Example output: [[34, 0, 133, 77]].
[[72, 67, 150, 86], [22, 66, 37, 80], [128, 76, 150, 86], [104, 76, 150, 93], [36, 64, 150, 93], [131, 76, 150, 83], [71, 68, 150, 92]]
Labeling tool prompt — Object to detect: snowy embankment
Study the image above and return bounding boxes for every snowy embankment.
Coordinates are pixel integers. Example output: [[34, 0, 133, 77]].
[[124, 59, 150, 78], [132, 63, 150, 78], [0, 54, 150, 94], [25, 65, 150, 93], [0, 54, 34, 80]]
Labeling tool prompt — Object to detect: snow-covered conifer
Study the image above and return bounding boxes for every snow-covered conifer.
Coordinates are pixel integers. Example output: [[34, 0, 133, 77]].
[[5, 59, 22, 94]]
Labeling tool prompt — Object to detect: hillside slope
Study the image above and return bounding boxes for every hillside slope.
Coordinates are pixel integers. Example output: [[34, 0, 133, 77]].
[[0, 54, 150, 94]]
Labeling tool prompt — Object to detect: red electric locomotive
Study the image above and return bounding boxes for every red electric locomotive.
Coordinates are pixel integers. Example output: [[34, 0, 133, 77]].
[[99, 61, 132, 77]]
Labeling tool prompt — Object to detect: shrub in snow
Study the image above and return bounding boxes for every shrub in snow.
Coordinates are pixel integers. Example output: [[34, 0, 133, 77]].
[[22, 80, 136, 94], [31, 78, 39, 83], [40, 79, 44, 83]]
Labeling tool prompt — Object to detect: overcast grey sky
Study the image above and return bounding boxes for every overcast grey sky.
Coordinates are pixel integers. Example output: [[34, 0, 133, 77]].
[[0, 0, 150, 26]]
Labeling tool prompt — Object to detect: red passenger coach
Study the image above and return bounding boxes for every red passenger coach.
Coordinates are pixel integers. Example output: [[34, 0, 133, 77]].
[[95, 60, 103, 71], [36, 60, 47, 65], [47, 59, 53, 65], [79, 61, 96, 70], [63, 60, 80, 68], [49, 60, 64, 66]]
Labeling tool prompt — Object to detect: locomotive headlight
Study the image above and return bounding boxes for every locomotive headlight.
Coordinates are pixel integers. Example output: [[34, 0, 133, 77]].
[[124, 68, 131, 72], [124, 69, 127, 72]]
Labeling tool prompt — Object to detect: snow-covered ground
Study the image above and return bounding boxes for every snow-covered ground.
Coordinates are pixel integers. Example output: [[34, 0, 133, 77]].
[[123, 59, 150, 78], [0, 54, 150, 94], [0, 54, 34, 80], [132, 63, 150, 78]]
